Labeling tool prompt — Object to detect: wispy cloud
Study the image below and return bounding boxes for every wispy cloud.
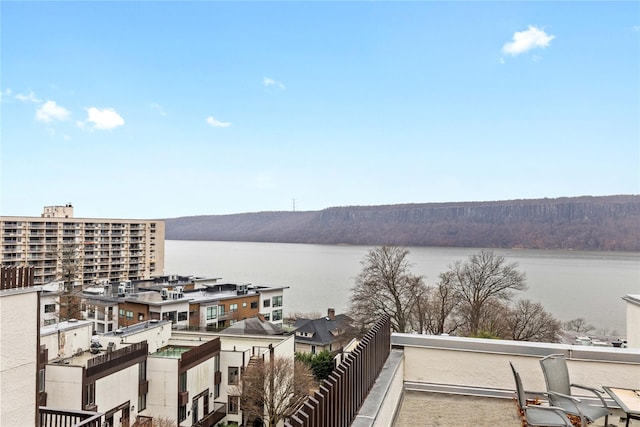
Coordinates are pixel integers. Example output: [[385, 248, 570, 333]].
[[16, 90, 41, 103], [502, 25, 555, 56], [263, 77, 286, 90], [150, 102, 167, 116], [36, 100, 71, 123], [206, 116, 231, 128], [85, 107, 125, 130]]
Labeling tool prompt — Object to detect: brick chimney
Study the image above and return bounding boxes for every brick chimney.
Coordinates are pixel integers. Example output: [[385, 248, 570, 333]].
[[327, 308, 336, 321]]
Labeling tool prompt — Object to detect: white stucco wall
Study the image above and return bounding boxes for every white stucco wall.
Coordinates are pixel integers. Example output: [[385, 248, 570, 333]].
[[146, 356, 179, 422], [625, 295, 640, 349], [398, 335, 640, 394], [45, 364, 84, 410], [41, 320, 93, 359], [0, 288, 39, 426], [96, 363, 139, 419]]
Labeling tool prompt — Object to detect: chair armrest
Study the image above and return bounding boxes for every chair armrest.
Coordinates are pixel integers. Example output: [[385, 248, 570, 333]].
[[547, 391, 586, 417], [570, 383, 609, 407]]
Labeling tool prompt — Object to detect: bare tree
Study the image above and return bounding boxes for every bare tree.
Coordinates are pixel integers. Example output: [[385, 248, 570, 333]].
[[448, 250, 527, 336], [238, 356, 314, 427], [46, 242, 84, 321], [349, 246, 427, 333], [506, 299, 562, 342], [564, 318, 595, 334], [428, 271, 463, 335]]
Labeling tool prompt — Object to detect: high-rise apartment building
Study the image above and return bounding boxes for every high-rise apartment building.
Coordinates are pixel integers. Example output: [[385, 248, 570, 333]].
[[1, 204, 165, 286]]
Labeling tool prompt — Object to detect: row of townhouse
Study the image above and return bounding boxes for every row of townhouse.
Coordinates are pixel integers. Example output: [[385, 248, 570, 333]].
[[39, 275, 288, 332], [38, 315, 295, 427]]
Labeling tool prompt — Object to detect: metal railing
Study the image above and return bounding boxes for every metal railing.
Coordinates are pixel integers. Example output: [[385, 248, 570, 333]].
[[39, 407, 103, 427]]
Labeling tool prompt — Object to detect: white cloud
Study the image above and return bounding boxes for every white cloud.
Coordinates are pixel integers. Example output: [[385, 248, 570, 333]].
[[36, 100, 70, 123], [15, 90, 41, 103], [263, 77, 286, 90], [206, 116, 231, 128], [502, 25, 555, 56], [86, 107, 125, 130]]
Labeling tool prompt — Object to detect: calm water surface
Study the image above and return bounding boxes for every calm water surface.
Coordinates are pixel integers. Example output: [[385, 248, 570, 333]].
[[165, 240, 640, 335]]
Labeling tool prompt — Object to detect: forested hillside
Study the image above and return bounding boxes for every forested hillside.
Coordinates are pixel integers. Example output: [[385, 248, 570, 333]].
[[165, 195, 640, 251]]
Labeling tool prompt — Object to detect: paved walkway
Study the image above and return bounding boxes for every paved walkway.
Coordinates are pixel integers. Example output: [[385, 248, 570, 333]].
[[394, 391, 629, 427]]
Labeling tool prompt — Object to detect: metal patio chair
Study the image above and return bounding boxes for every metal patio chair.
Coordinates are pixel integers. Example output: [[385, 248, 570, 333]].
[[539, 354, 611, 426], [510, 362, 576, 426]]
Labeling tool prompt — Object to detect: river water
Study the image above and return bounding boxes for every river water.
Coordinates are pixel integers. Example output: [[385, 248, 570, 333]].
[[165, 240, 640, 335]]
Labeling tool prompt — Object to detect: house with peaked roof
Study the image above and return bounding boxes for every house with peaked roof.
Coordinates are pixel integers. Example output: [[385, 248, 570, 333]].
[[293, 308, 356, 354]]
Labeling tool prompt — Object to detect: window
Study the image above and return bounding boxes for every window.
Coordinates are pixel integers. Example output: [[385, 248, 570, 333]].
[[311, 345, 316, 354], [44, 304, 56, 313], [218, 305, 225, 316], [44, 318, 56, 326], [242, 302, 247, 308], [126, 310, 133, 320], [251, 301, 258, 309], [87, 382, 95, 404], [138, 313, 144, 321], [138, 393, 147, 412], [228, 396, 239, 414], [229, 303, 238, 312], [264, 313, 270, 321], [179, 372, 187, 392], [228, 367, 239, 385], [273, 295, 283, 307], [272, 309, 283, 321], [263, 299, 270, 308], [139, 360, 147, 382], [38, 369, 45, 393], [206, 306, 217, 320], [119, 308, 125, 318], [178, 311, 188, 321], [178, 404, 187, 422]]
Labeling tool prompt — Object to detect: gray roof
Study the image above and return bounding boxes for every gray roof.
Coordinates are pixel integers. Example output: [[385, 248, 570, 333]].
[[294, 314, 354, 346], [221, 317, 284, 336]]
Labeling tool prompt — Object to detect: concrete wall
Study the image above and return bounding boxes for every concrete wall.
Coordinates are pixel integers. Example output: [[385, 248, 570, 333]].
[[96, 363, 139, 425], [0, 288, 39, 426], [45, 364, 84, 410], [41, 320, 93, 359], [393, 334, 640, 397], [624, 295, 640, 349], [146, 356, 179, 422]]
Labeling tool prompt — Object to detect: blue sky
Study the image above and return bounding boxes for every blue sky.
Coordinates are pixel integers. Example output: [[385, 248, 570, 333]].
[[1, 1, 638, 219]]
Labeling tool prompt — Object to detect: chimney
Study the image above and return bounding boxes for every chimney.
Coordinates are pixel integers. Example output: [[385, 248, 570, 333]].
[[328, 308, 335, 321]]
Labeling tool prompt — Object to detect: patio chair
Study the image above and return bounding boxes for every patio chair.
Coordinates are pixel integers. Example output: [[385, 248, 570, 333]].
[[539, 354, 611, 426], [510, 362, 576, 426]]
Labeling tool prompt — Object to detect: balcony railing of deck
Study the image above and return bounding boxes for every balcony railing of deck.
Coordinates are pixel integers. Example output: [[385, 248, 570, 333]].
[[194, 401, 227, 427], [39, 407, 103, 427], [285, 315, 391, 427]]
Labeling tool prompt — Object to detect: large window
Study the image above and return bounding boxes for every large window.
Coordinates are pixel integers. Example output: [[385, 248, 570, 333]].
[[126, 310, 133, 320], [228, 396, 239, 414], [179, 372, 187, 392], [272, 309, 283, 321], [44, 304, 56, 313], [251, 301, 258, 309], [178, 405, 187, 422], [229, 303, 238, 312], [228, 367, 239, 385], [263, 299, 270, 308], [272, 295, 283, 307], [178, 311, 188, 321], [206, 306, 217, 320]]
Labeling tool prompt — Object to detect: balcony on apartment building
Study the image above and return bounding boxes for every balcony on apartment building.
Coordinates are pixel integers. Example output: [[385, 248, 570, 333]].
[[39, 407, 104, 427]]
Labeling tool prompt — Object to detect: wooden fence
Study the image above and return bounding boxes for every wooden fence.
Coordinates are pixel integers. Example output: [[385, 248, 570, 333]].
[[285, 315, 391, 427]]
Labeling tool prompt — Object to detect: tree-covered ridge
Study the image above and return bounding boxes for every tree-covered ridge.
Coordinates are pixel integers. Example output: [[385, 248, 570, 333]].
[[165, 195, 640, 251]]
